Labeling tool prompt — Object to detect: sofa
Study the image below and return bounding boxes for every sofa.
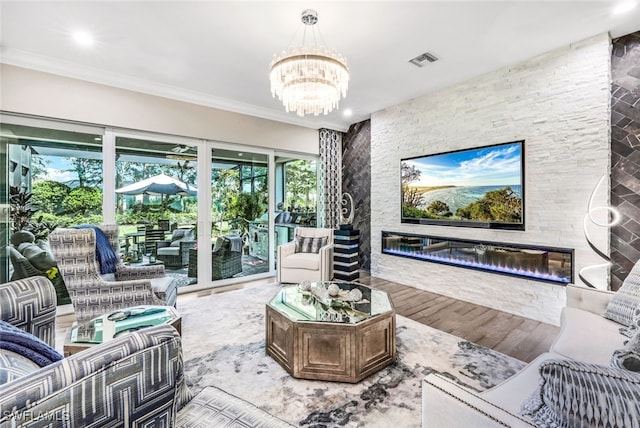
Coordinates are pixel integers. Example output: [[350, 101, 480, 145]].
[[8, 230, 71, 305], [0, 277, 294, 427], [422, 281, 640, 427]]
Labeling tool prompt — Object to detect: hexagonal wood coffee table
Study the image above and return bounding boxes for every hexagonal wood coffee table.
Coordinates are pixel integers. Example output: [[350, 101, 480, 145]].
[[265, 282, 396, 383]]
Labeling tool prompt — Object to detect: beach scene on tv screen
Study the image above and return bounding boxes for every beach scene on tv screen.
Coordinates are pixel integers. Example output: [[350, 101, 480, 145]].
[[401, 142, 523, 225]]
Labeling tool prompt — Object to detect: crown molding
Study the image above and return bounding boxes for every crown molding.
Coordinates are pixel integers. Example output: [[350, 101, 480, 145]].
[[0, 47, 351, 132]]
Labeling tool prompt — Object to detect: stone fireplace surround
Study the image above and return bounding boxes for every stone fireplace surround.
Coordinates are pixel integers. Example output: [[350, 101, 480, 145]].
[[368, 33, 611, 325]]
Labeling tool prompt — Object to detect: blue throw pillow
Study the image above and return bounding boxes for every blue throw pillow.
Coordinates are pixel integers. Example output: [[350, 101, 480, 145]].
[[0, 320, 63, 367]]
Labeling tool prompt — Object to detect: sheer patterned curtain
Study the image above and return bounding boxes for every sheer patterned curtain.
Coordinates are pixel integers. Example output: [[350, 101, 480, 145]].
[[318, 129, 342, 229]]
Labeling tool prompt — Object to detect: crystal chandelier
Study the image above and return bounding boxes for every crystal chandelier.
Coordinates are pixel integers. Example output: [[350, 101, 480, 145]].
[[269, 9, 349, 117]]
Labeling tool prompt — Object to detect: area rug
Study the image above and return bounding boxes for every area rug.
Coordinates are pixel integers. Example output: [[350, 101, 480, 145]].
[[179, 282, 526, 427]]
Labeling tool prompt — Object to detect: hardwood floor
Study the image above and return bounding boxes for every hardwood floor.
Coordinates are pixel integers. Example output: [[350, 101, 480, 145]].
[[55, 274, 560, 363], [358, 273, 560, 363]]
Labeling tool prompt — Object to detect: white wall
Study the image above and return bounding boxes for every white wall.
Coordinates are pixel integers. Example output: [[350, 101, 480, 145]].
[[0, 64, 319, 153], [371, 33, 612, 325]]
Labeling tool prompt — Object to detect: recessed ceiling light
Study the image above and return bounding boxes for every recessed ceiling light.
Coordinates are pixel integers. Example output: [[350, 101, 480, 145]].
[[613, 1, 637, 14], [72, 30, 94, 47], [343, 108, 353, 117]]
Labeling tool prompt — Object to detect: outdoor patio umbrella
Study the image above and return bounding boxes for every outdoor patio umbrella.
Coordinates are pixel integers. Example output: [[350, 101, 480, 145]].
[[115, 173, 197, 197]]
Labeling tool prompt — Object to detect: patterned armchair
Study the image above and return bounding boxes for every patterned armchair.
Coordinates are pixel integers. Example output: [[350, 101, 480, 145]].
[[0, 278, 293, 427], [48, 225, 177, 322], [0, 277, 57, 348]]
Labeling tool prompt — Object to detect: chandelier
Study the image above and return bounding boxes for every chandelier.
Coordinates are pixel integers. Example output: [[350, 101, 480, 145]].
[[269, 9, 349, 117]]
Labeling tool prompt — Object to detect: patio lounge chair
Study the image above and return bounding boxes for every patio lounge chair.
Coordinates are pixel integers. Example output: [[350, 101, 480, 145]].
[[187, 235, 243, 280], [156, 228, 196, 268]]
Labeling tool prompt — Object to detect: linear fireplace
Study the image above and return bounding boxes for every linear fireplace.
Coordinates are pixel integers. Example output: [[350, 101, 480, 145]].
[[382, 231, 574, 285]]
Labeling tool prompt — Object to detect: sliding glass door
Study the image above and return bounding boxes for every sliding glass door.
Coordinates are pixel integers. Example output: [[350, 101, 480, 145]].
[[114, 135, 198, 288], [1, 114, 319, 293], [193, 146, 272, 282], [274, 155, 318, 262], [0, 120, 104, 301]]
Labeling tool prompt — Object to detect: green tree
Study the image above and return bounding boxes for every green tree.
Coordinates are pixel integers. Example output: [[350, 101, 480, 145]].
[[212, 167, 240, 221], [9, 187, 58, 240], [402, 205, 435, 219], [173, 160, 196, 185], [426, 200, 451, 217], [32, 180, 70, 214], [30, 156, 51, 181], [62, 187, 102, 215], [66, 158, 103, 187], [227, 192, 265, 235], [456, 187, 521, 222], [401, 162, 424, 208], [285, 160, 316, 209]]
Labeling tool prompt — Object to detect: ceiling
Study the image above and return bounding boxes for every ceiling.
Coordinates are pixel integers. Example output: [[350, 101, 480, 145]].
[[1, 1, 639, 132]]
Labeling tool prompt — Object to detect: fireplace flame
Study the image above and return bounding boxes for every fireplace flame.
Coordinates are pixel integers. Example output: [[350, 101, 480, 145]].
[[383, 248, 570, 283]]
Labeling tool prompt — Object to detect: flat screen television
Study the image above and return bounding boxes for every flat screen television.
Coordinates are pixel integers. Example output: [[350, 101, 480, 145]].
[[401, 140, 524, 230]]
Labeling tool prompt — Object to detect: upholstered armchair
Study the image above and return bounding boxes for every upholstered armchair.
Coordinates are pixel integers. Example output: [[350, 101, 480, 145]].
[[48, 225, 177, 322], [156, 228, 196, 268], [0, 277, 292, 427], [277, 227, 334, 283], [0, 277, 57, 348]]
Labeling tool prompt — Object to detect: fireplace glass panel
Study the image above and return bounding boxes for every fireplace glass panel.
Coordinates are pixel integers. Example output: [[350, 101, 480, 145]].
[[381, 231, 573, 284]]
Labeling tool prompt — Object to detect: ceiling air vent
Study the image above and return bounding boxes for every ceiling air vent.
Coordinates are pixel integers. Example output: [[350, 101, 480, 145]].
[[409, 51, 439, 67]]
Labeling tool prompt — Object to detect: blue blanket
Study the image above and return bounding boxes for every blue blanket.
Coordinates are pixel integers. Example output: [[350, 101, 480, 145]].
[[0, 320, 63, 367], [74, 225, 119, 275]]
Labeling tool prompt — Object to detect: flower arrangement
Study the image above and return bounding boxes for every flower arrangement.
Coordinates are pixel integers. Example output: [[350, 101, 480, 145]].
[[298, 281, 370, 323]]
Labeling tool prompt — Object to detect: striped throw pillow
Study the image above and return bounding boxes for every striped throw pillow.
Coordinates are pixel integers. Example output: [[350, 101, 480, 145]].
[[603, 260, 640, 327], [294, 236, 328, 254], [520, 359, 640, 427], [611, 329, 640, 372]]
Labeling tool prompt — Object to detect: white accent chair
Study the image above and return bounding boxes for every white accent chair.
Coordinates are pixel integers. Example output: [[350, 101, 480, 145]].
[[277, 227, 334, 283]]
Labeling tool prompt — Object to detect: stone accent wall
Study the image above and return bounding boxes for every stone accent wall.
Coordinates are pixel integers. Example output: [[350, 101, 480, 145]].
[[611, 31, 640, 291], [342, 120, 372, 270], [370, 34, 611, 325]]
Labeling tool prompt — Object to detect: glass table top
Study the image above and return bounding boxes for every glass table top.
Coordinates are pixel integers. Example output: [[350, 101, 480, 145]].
[[71, 306, 179, 344], [269, 281, 393, 324]]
